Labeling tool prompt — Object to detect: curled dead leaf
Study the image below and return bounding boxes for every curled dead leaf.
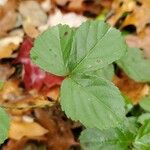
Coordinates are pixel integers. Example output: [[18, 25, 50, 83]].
[[113, 73, 149, 104], [108, 0, 136, 26], [121, 1, 150, 33]]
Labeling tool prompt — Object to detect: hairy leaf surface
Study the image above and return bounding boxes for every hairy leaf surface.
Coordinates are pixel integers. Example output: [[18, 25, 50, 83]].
[[60, 76, 125, 129], [117, 47, 150, 82], [80, 122, 135, 150]]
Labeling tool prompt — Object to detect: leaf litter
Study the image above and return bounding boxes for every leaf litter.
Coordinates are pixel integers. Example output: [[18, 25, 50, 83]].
[[0, 0, 150, 149]]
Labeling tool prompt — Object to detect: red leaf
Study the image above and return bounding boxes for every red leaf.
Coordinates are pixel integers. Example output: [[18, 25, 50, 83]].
[[16, 38, 64, 91]]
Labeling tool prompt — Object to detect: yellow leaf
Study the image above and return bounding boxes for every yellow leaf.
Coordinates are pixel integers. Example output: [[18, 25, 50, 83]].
[[9, 120, 48, 140]]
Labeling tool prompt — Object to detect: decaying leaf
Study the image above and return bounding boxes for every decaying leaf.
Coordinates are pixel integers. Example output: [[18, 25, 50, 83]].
[[108, 0, 150, 32], [0, 36, 23, 58], [18, 0, 47, 27], [108, 0, 136, 26], [126, 27, 150, 58], [0, 64, 15, 81], [0, 0, 18, 37], [52, 0, 112, 16], [113, 73, 149, 104], [0, 80, 22, 103], [34, 108, 77, 150], [48, 9, 87, 27], [9, 120, 48, 140], [3, 137, 46, 150], [2, 94, 53, 108], [23, 18, 40, 38], [16, 38, 64, 91], [121, 1, 150, 32]]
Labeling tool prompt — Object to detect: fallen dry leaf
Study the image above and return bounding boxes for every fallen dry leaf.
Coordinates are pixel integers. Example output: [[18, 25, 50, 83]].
[[16, 38, 64, 91], [108, 0, 136, 26], [0, 64, 15, 81], [113, 73, 149, 104], [126, 27, 150, 59], [46, 86, 60, 100], [3, 95, 54, 111], [0, 0, 18, 37], [23, 18, 40, 38], [18, 0, 47, 27], [0, 36, 23, 58], [35, 108, 77, 150], [0, 80, 22, 102], [52, 0, 112, 16], [121, 1, 150, 33], [9, 120, 48, 140], [48, 9, 87, 27], [3, 137, 46, 150]]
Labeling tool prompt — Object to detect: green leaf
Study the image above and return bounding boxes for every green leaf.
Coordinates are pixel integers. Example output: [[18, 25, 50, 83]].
[[69, 20, 126, 75], [31, 21, 126, 77], [82, 64, 114, 81], [122, 94, 133, 114], [31, 24, 75, 76], [0, 107, 10, 144], [60, 76, 125, 129], [138, 113, 150, 125], [133, 120, 150, 150], [139, 96, 150, 112], [117, 47, 150, 82], [80, 119, 136, 150], [93, 64, 114, 81]]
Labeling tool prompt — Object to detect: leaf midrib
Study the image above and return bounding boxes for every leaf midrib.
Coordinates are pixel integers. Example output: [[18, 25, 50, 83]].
[[70, 77, 123, 124], [70, 26, 112, 75]]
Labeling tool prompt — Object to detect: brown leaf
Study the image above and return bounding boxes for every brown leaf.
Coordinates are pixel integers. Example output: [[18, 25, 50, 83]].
[[0, 64, 15, 81], [121, 1, 150, 32], [0, 0, 18, 37], [18, 0, 47, 27], [2, 137, 46, 150], [0, 80, 22, 103], [0, 36, 23, 59], [113, 73, 149, 104], [126, 27, 150, 59], [108, 0, 136, 26], [35, 108, 77, 150], [52, 0, 112, 16], [9, 120, 48, 140], [23, 19, 40, 38]]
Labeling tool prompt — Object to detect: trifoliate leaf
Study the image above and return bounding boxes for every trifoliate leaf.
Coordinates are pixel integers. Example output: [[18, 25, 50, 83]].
[[31, 21, 126, 77], [139, 96, 150, 112], [133, 120, 150, 150], [31, 24, 75, 76], [117, 47, 150, 82], [0, 107, 10, 144], [80, 120, 136, 150], [60, 76, 125, 130]]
